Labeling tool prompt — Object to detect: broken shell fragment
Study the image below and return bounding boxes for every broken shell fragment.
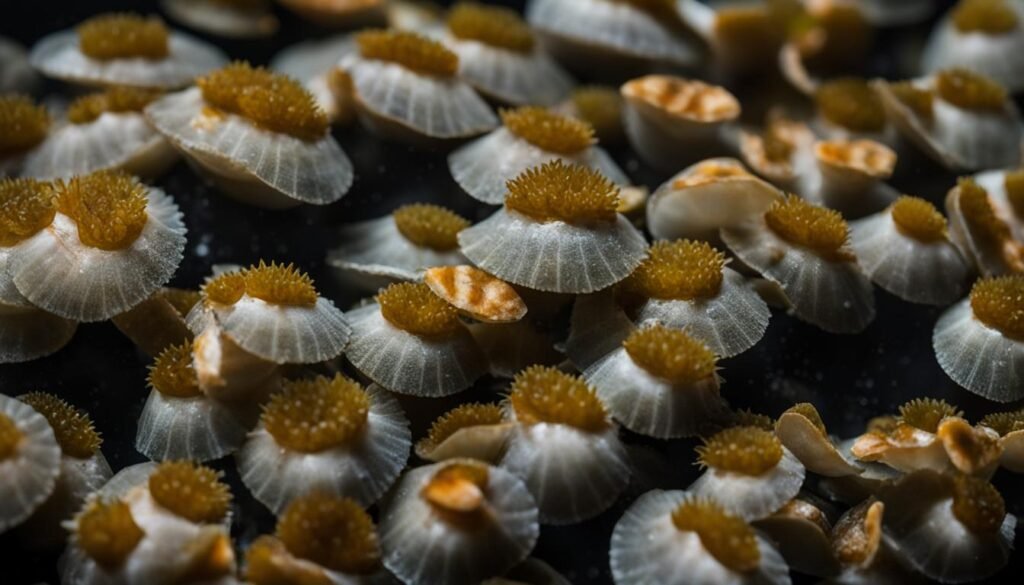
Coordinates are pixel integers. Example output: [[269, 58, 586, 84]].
[[424, 265, 527, 323], [775, 403, 863, 477], [414, 402, 513, 463], [945, 177, 1024, 277]]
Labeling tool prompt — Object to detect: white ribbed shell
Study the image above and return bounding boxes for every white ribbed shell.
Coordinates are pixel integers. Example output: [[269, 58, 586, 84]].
[[445, 35, 574, 106], [0, 394, 61, 532], [0, 304, 77, 364], [15, 452, 112, 549], [564, 291, 637, 370], [135, 390, 256, 462], [161, 0, 278, 39], [933, 298, 1024, 403], [688, 448, 806, 521], [923, 2, 1024, 92]]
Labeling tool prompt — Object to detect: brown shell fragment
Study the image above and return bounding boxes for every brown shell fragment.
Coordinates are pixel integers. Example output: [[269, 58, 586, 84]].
[[936, 417, 1003, 477], [423, 265, 527, 323], [753, 498, 839, 578], [111, 287, 198, 356], [775, 407, 862, 477]]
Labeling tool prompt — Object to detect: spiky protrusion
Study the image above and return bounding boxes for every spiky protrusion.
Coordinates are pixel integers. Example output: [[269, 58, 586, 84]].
[[448, 3, 534, 53], [619, 239, 725, 301], [980, 409, 1024, 436], [392, 203, 469, 251], [501, 107, 595, 155], [765, 195, 850, 259], [276, 492, 381, 574], [697, 426, 783, 475], [971, 276, 1024, 340], [898, 398, 963, 433], [952, 475, 1006, 534], [148, 461, 231, 523], [0, 95, 50, 156], [936, 69, 1007, 111], [67, 87, 163, 125], [509, 366, 609, 432], [419, 403, 504, 452], [356, 29, 458, 77], [0, 178, 56, 247], [204, 261, 318, 307], [56, 170, 149, 251], [377, 282, 462, 337], [148, 341, 201, 398], [76, 499, 145, 569], [19, 392, 101, 459], [622, 325, 717, 384], [505, 160, 620, 224], [891, 196, 947, 242], [77, 13, 169, 60], [262, 374, 370, 453], [671, 497, 760, 572], [815, 78, 886, 133]]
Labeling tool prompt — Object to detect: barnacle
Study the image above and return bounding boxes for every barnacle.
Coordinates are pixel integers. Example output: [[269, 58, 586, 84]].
[[203, 270, 247, 305], [697, 426, 783, 475], [981, 409, 1024, 435], [898, 398, 963, 433], [622, 325, 717, 384], [832, 501, 883, 565], [788, 403, 826, 436], [505, 160, 620, 224], [815, 78, 887, 133], [765, 195, 850, 259], [671, 497, 760, 572], [620, 239, 725, 301], [501, 107, 595, 155], [0, 413, 23, 461], [262, 374, 370, 452], [148, 460, 231, 523], [622, 76, 739, 122], [952, 0, 1018, 34], [243, 261, 318, 306], [959, 178, 1016, 251], [0, 178, 57, 247], [77, 14, 169, 60], [951, 475, 1005, 534], [1004, 170, 1024, 219], [55, 170, 149, 251], [762, 119, 796, 163], [509, 365, 609, 432], [936, 69, 1007, 111], [971, 276, 1024, 339], [148, 341, 201, 398], [76, 499, 145, 569], [422, 461, 489, 517], [419, 403, 504, 452], [377, 282, 462, 337], [18, 392, 101, 459], [448, 3, 534, 53], [571, 87, 622, 138], [891, 196, 947, 242], [198, 62, 328, 141], [889, 82, 934, 118], [67, 87, 164, 125], [392, 203, 469, 251], [276, 492, 380, 574], [0, 95, 50, 156], [356, 29, 458, 77]]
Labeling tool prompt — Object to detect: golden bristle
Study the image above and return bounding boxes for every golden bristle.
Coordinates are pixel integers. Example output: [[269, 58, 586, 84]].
[[0, 95, 50, 156], [764, 195, 850, 259], [571, 86, 622, 140], [263, 375, 370, 452], [148, 341, 201, 398], [55, 170, 148, 251], [671, 497, 760, 573], [447, 2, 534, 53], [697, 426, 783, 475], [422, 462, 490, 521], [952, 0, 1018, 34], [203, 270, 247, 306], [392, 203, 470, 251], [148, 461, 231, 523], [731, 409, 774, 431], [0, 413, 23, 461], [620, 239, 725, 301], [242, 260, 318, 306], [980, 409, 1024, 436], [198, 62, 328, 141], [276, 492, 381, 574], [1003, 170, 1024, 219], [356, 29, 458, 77], [67, 87, 163, 125], [377, 282, 461, 337], [890, 82, 935, 118], [419, 403, 504, 452], [76, 499, 145, 569], [0, 178, 57, 247], [787, 403, 827, 436], [504, 160, 620, 224], [890, 196, 947, 242], [18, 392, 101, 459], [161, 287, 201, 317], [815, 78, 887, 133], [622, 325, 717, 384], [508, 365, 609, 432], [952, 475, 1005, 534], [971, 276, 1024, 339], [936, 68, 1007, 111], [898, 398, 963, 433], [501, 107, 595, 155], [77, 13, 169, 60]]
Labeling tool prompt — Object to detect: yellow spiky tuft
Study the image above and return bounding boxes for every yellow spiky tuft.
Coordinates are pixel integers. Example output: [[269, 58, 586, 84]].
[[148, 341, 201, 398], [620, 239, 725, 301], [392, 203, 470, 251], [422, 461, 490, 522], [203, 270, 247, 306], [953, 0, 1018, 33], [67, 87, 163, 125], [0, 178, 57, 247], [971, 276, 1024, 339], [357, 29, 458, 77], [377, 281, 462, 337], [78, 14, 169, 60], [243, 260, 318, 306], [623, 325, 717, 384], [263, 374, 370, 452], [1003, 170, 1024, 219], [952, 475, 1005, 534], [815, 78, 887, 133], [697, 426, 783, 475], [958, 177, 1015, 253], [981, 409, 1024, 436], [571, 86, 622, 140], [765, 195, 850, 259], [505, 160, 620, 224], [890, 82, 935, 118], [76, 499, 145, 569], [149, 461, 231, 523], [898, 398, 963, 433], [509, 366, 609, 432], [501, 107, 595, 155], [0, 413, 23, 461], [936, 69, 1007, 111], [891, 196, 947, 242], [419, 403, 504, 452], [199, 62, 328, 141], [55, 170, 148, 251], [276, 492, 381, 574], [0, 95, 50, 156], [448, 3, 534, 53], [731, 409, 775, 431], [672, 497, 760, 572], [18, 392, 101, 459], [787, 403, 827, 436]]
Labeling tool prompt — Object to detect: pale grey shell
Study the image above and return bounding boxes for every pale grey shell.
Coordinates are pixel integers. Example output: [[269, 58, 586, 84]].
[[922, 2, 1024, 92], [210, 296, 351, 364], [339, 54, 498, 139], [29, 29, 227, 89], [564, 290, 635, 371], [6, 187, 186, 322], [610, 489, 792, 585], [135, 390, 255, 462], [933, 298, 1024, 403], [344, 304, 485, 397], [445, 35, 574, 106], [584, 346, 728, 439], [448, 127, 628, 205], [271, 35, 355, 83], [0, 36, 37, 93], [146, 88, 353, 207], [22, 112, 177, 180], [161, 0, 279, 39], [458, 208, 648, 294], [500, 421, 630, 524], [721, 218, 876, 334], [237, 386, 411, 513], [688, 448, 806, 521], [15, 452, 112, 549], [622, 100, 736, 173], [850, 211, 972, 305], [0, 304, 77, 364], [0, 394, 61, 533], [379, 460, 539, 585], [792, 144, 899, 220]]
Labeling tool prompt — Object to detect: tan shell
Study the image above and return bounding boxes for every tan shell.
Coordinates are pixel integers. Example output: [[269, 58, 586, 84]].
[[738, 117, 815, 186], [936, 417, 1002, 477], [424, 266, 527, 323], [622, 75, 740, 123], [851, 417, 1001, 477], [945, 181, 1024, 276], [999, 430, 1024, 473], [815, 139, 896, 180], [776, 409, 863, 477], [831, 499, 884, 569], [754, 498, 840, 578], [415, 422, 515, 463], [111, 288, 195, 357]]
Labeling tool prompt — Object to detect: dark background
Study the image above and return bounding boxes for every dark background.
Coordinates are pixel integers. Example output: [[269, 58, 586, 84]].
[[3, 1, 1019, 584]]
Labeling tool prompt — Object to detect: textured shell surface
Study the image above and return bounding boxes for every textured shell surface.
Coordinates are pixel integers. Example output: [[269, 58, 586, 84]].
[[161, 0, 279, 39], [564, 290, 637, 370], [135, 390, 254, 462], [446, 35, 574, 106], [923, 1, 1024, 92], [271, 34, 355, 83], [0, 304, 77, 364], [211, 295, 350, 364], [0, 395, 61, 532], [15, 452, 112, 549], [424, 265, 527, 323], [688, 448, 806, 521], [933, 299, 1024, 403]]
